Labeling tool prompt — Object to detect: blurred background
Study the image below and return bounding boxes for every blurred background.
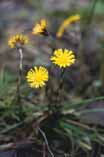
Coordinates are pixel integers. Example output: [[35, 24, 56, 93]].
[[0, 1, 104, 155]]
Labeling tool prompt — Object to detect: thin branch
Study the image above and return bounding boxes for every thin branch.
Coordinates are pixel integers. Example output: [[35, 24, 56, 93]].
[[38, 127, 54, 157]]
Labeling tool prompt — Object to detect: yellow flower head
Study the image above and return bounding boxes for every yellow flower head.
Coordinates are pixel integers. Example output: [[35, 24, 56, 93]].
[[8, 34, 29, 48], [32, 19, 47, 35], [57, 14, 80, 38], [50, 49, 76, 68], [26, 66, 49, 88]]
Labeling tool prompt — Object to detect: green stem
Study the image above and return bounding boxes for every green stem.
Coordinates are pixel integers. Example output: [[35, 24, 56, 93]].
[[87, 0, 99, 25], [54, 69, 65, 111]]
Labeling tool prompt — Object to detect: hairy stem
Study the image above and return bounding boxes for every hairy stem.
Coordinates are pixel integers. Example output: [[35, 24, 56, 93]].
[[17, 48, 23, 103]]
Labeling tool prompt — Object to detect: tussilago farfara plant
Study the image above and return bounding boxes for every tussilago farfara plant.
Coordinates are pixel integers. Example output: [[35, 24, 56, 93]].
[[8, 34, 29, 103], [26, 19, 76, 111], [7, 18, 77, 110], [6, 15, 104, 154], [26, 49, 75, 89], [7, 18, 77, 125], [6, 13, 80, 117], [26, 66, 49, 88]]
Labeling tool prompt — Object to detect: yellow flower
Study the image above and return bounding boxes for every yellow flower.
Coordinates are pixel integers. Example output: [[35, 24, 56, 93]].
[[8, 34, 29, 48], [50, 49, 76, 68], [56, 14, 80, 38], [26, 66, 49, 88], [32, 19, 47, 35]]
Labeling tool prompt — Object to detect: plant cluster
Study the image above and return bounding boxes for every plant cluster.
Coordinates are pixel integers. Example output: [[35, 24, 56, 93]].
[[0, 14, 104, 156]]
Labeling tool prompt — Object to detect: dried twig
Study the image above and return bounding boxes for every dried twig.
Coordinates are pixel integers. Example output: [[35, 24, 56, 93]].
[[38, 127, 54, 157]]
